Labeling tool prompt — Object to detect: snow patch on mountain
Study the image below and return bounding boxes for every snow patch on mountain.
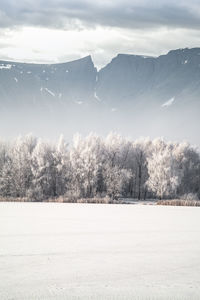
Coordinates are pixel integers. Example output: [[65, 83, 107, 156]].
[[94, 91, 101, 102], [44, 88, 55, 97], [162, 97, 175, 107], [40, 87, 55, 97], [0, 64, 12, 70], [75, 101, 83, 105]]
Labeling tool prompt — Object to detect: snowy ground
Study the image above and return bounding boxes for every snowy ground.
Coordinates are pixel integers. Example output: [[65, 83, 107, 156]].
[[0, 203, 200, 300]]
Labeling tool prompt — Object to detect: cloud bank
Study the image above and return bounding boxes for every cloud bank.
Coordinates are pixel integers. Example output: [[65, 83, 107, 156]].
[[0, 0, 200, 30], [0, 0, 200, 67]]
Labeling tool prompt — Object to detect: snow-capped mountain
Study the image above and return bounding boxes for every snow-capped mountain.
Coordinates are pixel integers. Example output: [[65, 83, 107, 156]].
[[0, 48, 199, 144]]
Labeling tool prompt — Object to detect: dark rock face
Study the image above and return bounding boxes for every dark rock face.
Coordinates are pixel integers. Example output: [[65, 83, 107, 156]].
[[97, 48, 200, 106], [0, 48, 199, 144], [0, 55, 97, 108]]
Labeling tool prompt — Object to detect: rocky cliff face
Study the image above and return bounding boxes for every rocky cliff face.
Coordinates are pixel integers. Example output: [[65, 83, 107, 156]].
[[0, 55, 97, 108], [96, 48, 200, 106], [0, 48, 199, 144]]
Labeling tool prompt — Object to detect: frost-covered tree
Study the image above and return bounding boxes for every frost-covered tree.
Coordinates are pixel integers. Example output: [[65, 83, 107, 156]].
[[0, 133, 199, 201], [103, 133, 131, 199], [131, 139, 152, 199], [69, 133, 104, 198], [10, 135, 37, 197], [0, 156, 14, 197], [30, 140, 57, 200], [147, 140, 182, 199], [105, 166, 131, 199], [0, 141, 12, 197], [54, 135, 70, 196], [173, 143, 200, 198]]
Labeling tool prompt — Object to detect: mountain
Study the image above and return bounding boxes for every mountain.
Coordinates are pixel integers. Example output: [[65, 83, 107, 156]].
[[0, 48, 200, 144], [97, 48, 200, 105], [0, 55, 96, 108]]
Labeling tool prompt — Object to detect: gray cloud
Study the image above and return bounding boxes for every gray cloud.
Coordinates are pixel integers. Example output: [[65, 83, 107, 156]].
[[0, 0, 200, 69], [0, 0, 200, 31]]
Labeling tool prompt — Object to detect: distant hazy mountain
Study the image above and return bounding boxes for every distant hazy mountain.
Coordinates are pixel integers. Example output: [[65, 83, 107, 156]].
[[97, 48, 200, 105], [0, 48, 199, 145], [0, 55, 96, 108]]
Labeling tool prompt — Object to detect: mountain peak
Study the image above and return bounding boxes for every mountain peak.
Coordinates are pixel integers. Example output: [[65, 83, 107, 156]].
[[0, 47, 200, 144], [80, 55, 93, 63], [167, 47, 200, 56]]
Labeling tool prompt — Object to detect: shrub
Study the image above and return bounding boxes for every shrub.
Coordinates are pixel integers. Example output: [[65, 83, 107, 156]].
[[157, 199, 200, 206], [181, 193, 199, 201]]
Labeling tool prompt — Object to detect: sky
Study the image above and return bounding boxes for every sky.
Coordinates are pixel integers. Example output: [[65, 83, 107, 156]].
[[0, 0, 200, 68]]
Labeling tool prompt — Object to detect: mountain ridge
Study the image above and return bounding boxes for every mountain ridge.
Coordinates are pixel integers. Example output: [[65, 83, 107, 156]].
[[2, 47, 200, 69], [0, 47, 199, 144]]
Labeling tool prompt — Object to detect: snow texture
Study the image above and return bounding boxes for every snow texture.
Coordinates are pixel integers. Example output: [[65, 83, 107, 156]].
[[0, 202, 200, 300]]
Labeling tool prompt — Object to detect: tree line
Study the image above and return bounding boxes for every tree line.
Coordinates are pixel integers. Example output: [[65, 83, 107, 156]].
[[0, 133, 199, 201]]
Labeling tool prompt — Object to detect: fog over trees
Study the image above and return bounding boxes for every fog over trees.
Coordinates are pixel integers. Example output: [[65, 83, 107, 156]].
[[0, 133, 199, 201]]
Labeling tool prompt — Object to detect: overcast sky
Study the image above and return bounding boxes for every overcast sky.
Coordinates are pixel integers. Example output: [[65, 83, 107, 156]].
[[0, 0, 200, 68]]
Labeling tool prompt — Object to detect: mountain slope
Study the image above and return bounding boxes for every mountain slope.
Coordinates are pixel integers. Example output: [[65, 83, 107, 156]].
[[0, 55, 97, 109], [96, 48, 200, 106], [0, 48, 199, 144]]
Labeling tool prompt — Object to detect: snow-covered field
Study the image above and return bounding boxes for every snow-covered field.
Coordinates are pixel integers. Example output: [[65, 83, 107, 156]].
[[0, 203, 200, 300]]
